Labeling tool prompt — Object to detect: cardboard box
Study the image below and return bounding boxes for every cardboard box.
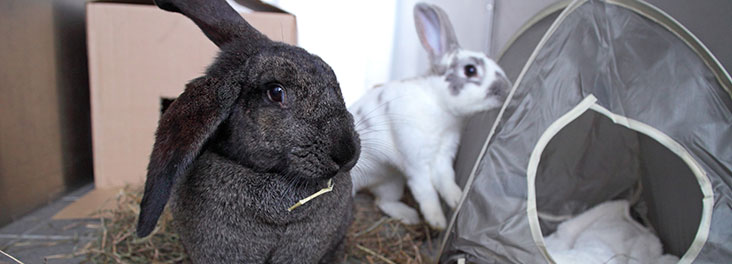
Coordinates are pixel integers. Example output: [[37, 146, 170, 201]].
[[0, 0, 92, 226], [54, 0, 297, 219]]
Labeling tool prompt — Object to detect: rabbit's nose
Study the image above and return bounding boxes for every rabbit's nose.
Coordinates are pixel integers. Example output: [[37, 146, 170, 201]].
[[339, 151, 359, 173], [487, 72, 511, 100], [331, 135, 360, 173]]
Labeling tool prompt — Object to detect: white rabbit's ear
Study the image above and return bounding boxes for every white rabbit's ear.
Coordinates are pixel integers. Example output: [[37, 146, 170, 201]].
[[414, 3, 459, 65]]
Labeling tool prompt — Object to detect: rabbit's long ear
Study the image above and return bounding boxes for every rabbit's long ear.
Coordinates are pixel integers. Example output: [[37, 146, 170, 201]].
[[137, 77, 238, 237], [414, 3, 459, 65], [154, 0, 267, 46]]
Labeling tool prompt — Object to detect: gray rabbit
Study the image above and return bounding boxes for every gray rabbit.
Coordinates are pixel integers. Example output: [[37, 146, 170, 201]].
[[135, 0, 360, 263]]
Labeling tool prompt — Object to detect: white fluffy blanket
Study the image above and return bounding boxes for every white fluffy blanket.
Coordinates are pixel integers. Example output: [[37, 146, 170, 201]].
[[543, 200, 679, 264]]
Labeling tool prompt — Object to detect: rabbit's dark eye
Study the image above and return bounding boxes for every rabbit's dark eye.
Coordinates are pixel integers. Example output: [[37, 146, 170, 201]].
[[266, 83, 286, 105], [464, 64, 478, 78]]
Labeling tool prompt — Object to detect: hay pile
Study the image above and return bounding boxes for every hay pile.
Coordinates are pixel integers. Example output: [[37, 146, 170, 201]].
[[81, 188, 440, 263], [80, 187, 188, 263], [345, 193, 440, 263]]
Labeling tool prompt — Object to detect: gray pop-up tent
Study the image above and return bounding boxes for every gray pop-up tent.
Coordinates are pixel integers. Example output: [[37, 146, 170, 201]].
[[438, 0, 732, 263]]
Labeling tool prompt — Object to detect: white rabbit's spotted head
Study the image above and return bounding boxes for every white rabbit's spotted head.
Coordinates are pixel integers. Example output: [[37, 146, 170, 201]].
[[439, 50, 509, 114], [415, 3, 510, 115]]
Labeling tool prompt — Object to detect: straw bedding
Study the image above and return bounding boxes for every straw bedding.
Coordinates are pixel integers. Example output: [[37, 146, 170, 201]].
[[81, 187, 440, 263]]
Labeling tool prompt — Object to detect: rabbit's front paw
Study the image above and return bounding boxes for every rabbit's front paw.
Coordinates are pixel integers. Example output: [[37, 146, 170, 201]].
[[377, 201, 421, 225], [441, 183, 462, 209], [422, 204, 447, 230]]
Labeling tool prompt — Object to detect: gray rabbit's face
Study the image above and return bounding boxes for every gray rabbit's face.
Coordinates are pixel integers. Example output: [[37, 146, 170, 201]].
[[212, 43, 360, 181], [138, 0, 359, 240]]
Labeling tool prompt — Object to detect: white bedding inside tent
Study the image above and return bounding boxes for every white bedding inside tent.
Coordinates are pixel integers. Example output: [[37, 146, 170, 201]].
[[544, 200, 679, 264]]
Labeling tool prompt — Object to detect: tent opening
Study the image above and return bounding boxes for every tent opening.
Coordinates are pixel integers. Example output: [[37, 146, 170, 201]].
[[528, 99, 707, 261]]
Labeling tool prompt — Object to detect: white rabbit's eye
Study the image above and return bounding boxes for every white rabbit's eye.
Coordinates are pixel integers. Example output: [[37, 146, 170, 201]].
[[266, 83, 286, 105], [464, 64, 478, 78]]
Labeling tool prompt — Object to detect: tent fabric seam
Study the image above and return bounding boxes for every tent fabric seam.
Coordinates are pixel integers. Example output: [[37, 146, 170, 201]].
[[498, 0, 732, 96], [607, 0, 732, 99]]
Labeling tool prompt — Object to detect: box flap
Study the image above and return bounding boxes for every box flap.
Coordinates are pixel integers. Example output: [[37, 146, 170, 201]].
[[53, 187, 125, 219]]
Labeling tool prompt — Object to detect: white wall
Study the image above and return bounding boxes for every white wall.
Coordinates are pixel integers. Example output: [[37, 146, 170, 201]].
[[390, 0, 495, 81], [264, 0, 496, 106]]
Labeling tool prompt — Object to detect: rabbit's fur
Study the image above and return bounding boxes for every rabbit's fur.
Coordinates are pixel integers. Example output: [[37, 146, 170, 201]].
[[350, 3, 510, 230], [136, 0, 360, 263]]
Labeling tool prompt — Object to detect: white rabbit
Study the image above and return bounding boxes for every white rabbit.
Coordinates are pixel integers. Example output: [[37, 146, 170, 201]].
[[350, 2, 510, 230]]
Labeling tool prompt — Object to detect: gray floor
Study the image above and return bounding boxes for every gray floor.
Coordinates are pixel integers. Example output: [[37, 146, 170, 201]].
[[0, 184, 98, 264]]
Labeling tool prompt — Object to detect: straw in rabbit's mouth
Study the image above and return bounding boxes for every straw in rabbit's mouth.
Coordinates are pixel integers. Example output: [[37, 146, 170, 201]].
[[287, 178, 334, 211]]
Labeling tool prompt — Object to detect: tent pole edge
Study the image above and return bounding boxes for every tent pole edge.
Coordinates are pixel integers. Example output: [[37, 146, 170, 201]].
[[495, 0, 572, 61]]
